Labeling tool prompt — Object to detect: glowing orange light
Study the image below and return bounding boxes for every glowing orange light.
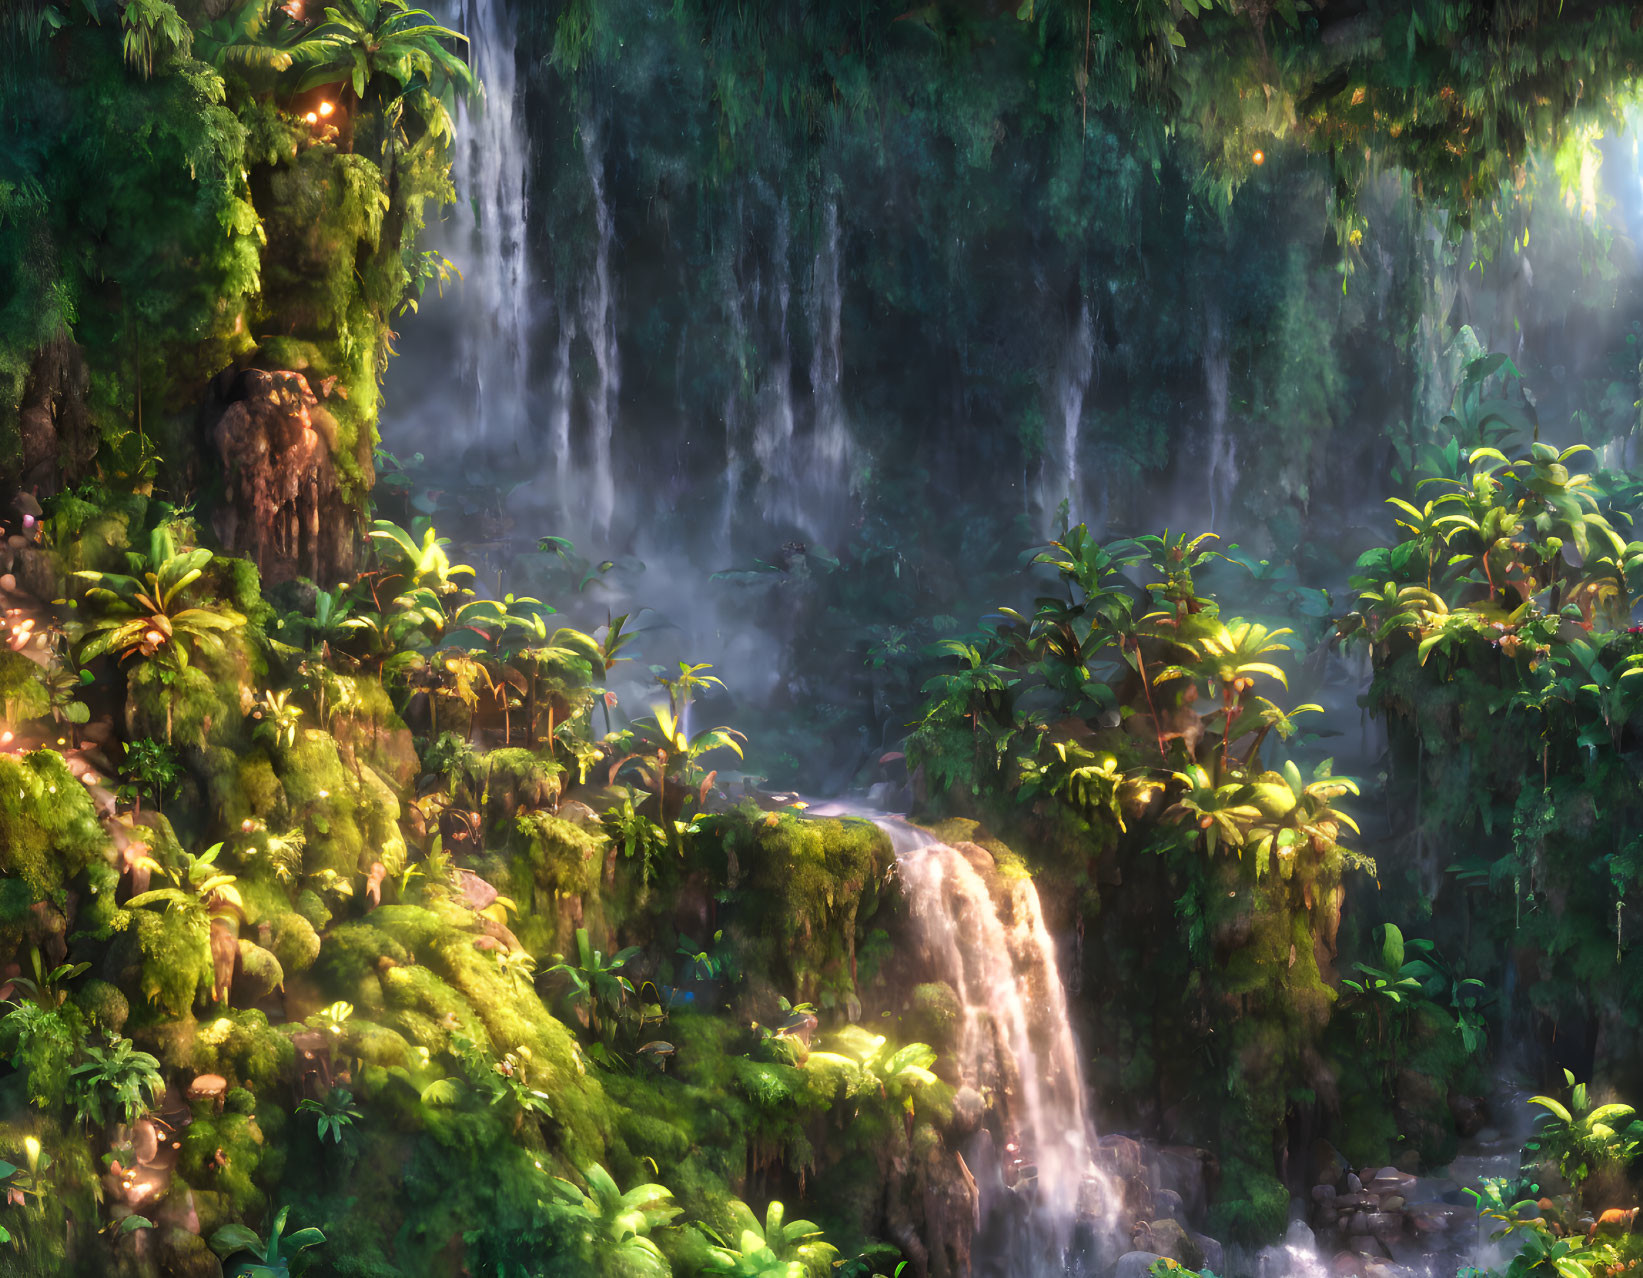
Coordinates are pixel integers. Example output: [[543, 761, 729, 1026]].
[[1252, 150, 1266, 166], [318, 101, 334, 117], [305, 111, 319, 125], [0, 732, 12, 746]]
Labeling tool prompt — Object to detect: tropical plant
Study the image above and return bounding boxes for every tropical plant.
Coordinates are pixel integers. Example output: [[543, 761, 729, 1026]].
[[67, 1036, 163, 1129], [1527, 1070, 1643, 1198], [1340, 923, 1430, 1085], [296, 1087, 361, 1145], [72, 547, 246, 673], [288, 0, 476, 147], [544, 1162, 680, 1278], [250, 687, 304, 749], [702, 1199, 837, 1278], [209, 1205, 327, 1278], [117, 738, 181, 817], [546, 929, 639, 1038]]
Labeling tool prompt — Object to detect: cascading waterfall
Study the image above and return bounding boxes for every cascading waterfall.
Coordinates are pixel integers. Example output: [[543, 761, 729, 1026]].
[[581, 121, 620, 541], [753, 205, 800, 529], [806, 199, 852, 535], [1038, 300, 1096, 533], [426, 0, 532, 444], [1203, 308, 1237, 532], [821, 805, 1114, 1276]]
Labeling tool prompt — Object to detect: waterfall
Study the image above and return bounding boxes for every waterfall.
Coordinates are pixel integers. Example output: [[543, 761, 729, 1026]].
[[753, 205, 798, 528], [806, 198, 852, 534], [581, 122, 619, 541], [1039, 300, 1096, 534], [821, 805, 1113, 1276], [428, 0, 532, 444], [1203, 309, 1237, 533]]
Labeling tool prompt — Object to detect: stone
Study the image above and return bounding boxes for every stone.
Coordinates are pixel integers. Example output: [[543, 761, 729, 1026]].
[[1344, 1173, 1364, 1194], [1153, 1188, 1186, 1222], [1380, 1195, 1405, 1212], [1348, 1211, 1371, 1236], [1097, 1133, 1145, 1180], [1313, 1184, 1338, 1205], [1131, 1219, 1201, 1268], [1367, 1212, 1403, 1243], [1153, 1145, 1212, 1224], [1113, 1251, 1165, 1278], [1190, 1234, 1223, 1275], [1331, 1250, 1364, 1277], [951, 1086, 985, 1137], [209, 368, 354, 586], [1371, 1167, 1415, 1194], [1314, 1138, 1350, 1186]]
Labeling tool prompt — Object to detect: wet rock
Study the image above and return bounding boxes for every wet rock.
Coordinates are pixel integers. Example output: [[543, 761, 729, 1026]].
[[1113, 1250, 1164, 1278], [1153, 1145, 1212, 1223], [1343, 1172, 1363, 1194], [209, 368, 355, 585], [1451, 1094, 1489, 1137], [1366, 1212, 1403, 1243], [1348, 1211, 1371, 1236], [156, 1225, 222, 1278], [1314, 1139, 1350, 1186], [1380, 1195, 1405, 1212], [1131, 1219, 1201, 1268], [1097, 1133, 1145, 1180], [1331, 1250, 1364, 1277], [1313, 1184, 1338, 1205], [1190, 1234, 1223, 1275], [917, 1143, 977, 1278], [1152, 1187, 1186, 1222], [557, 800, 601, 826], [951, 1086, 985, 1137]]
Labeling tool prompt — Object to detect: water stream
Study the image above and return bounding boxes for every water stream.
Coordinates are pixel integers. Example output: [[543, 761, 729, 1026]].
[[811, 802, 1116, 1276]]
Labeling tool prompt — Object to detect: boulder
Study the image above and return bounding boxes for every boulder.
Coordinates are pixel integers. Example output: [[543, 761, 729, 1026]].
[[1190, 1234, 1223, 1276], [1131, 1219, 1201, 1268], [1113, 1251, 1164, 1278], [209, 368, 354, 585]]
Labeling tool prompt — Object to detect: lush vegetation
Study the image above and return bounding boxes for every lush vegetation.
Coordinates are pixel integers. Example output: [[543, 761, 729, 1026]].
[[5, 0, 1643, 1276]]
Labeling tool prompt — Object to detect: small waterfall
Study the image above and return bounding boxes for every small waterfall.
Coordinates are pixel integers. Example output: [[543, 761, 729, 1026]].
[[1204, 309, 1237, 532], [581, 121, 620, 540], [429, 0, 532, 443], [1039, 299, 1096, 534], [806, 198, 852, 531], [754, 206, 799, 528], [823, 806, 1113, 1276]]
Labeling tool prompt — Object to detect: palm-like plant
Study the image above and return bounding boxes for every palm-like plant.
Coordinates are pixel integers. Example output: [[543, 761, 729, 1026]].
[[545, 1162, 680, 1278], [288, 0, 474, 146], [1153, 619, 1293, 776], [703, 1200, 837, 1278], [1164, 764, 1261, 857], [72, 548, 246, 675]]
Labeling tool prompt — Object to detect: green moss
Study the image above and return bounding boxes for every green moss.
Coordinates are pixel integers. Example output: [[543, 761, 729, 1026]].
[[0, 749, 106, 899], [1208, 1157, 1289, 1244], [74, 978, 129, 1033], [0, 650, 48, 723], [192, 1009, 296, 1092], [267, 910, 322, 976], [179, 1108, 271, 1220]]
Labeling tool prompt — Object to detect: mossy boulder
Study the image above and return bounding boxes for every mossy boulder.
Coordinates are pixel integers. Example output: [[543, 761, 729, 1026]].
[[0, 748, 106, 898]]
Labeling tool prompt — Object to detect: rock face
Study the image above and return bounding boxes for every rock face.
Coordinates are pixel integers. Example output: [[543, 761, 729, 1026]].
[[208, 368, 356, 585], [15, 339, 95, 496]]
